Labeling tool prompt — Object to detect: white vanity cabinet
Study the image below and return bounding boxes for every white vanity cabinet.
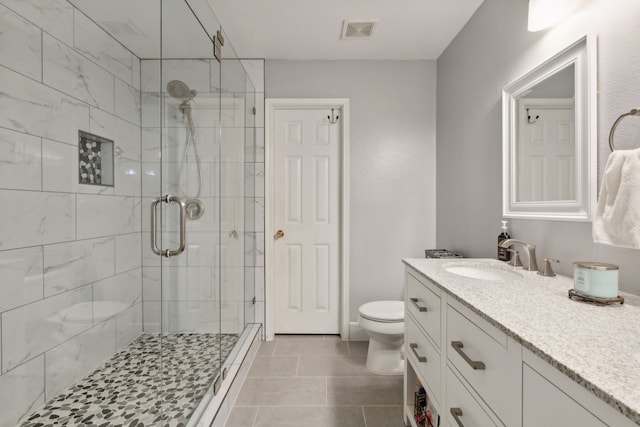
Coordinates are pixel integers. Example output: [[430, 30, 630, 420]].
[[403, 263, 637, 427]]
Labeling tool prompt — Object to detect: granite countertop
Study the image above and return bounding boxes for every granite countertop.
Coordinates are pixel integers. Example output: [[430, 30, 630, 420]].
[[403, 258, 640, 425]]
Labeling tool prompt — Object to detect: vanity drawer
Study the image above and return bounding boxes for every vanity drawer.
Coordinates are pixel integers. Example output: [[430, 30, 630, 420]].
[[406, 316, 441, 404], [406, 271, 441, 346], [446, 367, 503, 427], [446, 303, 514, 424]]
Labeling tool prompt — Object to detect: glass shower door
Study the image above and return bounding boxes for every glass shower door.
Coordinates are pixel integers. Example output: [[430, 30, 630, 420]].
[[217, 33, 257, 377], [146, 2, 256, 424], [149, 0, 223, 423]]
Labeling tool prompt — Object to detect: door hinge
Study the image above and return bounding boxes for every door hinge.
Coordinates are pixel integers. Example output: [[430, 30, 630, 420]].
[[252, 296, 256, 305], [213, 30, 224, 63]]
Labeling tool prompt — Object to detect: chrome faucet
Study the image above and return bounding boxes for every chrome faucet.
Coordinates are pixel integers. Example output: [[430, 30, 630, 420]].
[[499, 239, 538, 272]]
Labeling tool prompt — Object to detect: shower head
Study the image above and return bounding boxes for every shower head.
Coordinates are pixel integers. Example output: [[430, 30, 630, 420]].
[[167, 80, 197, 102]]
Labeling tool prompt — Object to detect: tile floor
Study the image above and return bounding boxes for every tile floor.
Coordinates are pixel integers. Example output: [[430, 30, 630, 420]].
[[21, 333, 238, 427], [225, 335, 406, 427]]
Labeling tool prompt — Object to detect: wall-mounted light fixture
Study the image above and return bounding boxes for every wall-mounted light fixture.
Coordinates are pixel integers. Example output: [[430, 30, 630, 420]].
[[528, 0, 583, 32]]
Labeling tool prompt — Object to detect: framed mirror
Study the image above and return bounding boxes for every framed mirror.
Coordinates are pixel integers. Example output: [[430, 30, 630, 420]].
[[502, 35, 596, 221]]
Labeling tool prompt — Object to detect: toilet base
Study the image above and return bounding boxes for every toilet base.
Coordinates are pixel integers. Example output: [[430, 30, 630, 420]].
[[365, 337, 404, 375]]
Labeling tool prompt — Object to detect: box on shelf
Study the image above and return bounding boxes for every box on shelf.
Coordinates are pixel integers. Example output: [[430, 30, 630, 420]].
[[424, 249, 463, 259]]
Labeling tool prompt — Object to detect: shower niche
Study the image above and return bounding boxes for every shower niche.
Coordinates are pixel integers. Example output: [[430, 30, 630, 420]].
[[78, 130, 114, 187]]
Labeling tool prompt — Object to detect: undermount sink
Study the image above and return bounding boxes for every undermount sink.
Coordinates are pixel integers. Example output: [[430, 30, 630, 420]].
[[444, 263, 523, 281]]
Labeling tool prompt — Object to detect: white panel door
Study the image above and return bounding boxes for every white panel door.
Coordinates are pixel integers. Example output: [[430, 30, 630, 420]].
[[273, 108, 340, 333], [518, 101, 574, 202]]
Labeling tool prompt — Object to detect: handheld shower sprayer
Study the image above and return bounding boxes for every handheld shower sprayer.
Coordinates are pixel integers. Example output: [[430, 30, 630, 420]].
[[167, 80, 197, 103], [166, 80, 204, 220]]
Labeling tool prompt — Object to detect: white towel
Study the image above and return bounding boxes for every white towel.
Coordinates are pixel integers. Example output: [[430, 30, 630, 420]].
[[593, 147, 640, 249]]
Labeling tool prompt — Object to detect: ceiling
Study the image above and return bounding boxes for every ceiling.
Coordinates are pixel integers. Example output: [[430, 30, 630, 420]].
[[69, 0, 221, 59], [69, 0, 484, 61], [208, 0, 485, 60]]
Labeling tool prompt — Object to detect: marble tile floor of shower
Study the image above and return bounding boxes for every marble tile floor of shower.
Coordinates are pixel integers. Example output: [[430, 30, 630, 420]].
[[225, 335, 405, 427], [21, 333, 239, 427]]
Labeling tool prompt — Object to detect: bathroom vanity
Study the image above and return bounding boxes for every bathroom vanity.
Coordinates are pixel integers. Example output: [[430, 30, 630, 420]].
[[403, 258, 640, 427]]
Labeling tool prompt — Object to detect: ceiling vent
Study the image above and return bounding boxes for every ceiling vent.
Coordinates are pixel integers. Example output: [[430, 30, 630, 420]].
[[341, 20, 378, 40]]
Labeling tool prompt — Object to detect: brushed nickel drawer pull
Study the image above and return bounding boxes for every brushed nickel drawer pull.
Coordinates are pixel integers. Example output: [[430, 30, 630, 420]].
[[410, 297, 427, 312], [451, 341, 485, 370], [409, 343, 427, 363], [450, 408, 464, 427]]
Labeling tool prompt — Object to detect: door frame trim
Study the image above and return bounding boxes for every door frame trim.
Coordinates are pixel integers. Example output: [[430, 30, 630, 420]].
[[264, 98, 350, 341]]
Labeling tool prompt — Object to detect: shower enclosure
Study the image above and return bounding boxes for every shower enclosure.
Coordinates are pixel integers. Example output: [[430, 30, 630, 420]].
[[0, 0, 263, 425]]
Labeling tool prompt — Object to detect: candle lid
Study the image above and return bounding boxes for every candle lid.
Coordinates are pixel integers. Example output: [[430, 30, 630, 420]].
[[573, 261, 619, 271]]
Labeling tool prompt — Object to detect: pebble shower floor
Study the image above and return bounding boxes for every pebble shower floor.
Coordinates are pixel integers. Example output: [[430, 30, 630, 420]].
[[21, 333, 239, 427]]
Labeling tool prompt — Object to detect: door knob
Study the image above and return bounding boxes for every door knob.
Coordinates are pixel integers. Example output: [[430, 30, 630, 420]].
[[275, 229, 285, 239]]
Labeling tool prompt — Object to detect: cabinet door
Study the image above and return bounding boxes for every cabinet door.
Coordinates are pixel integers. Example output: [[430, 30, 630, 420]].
[[523, 363, 606, 427]]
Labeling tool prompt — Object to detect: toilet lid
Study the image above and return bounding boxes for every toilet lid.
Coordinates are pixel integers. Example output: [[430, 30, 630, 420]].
[[359, 300, 405, 322]]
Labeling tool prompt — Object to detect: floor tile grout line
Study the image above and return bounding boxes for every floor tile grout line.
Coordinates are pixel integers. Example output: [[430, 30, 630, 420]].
[[238, 405, 382, 407], [244, 375, 396, 379], [230, 404, 407, 412], [362, 405, 368, 427], [271, 339, 279, 356], [241, 404, 349, 407], [250, 406, 259, 427], [325, 376, 329, 406]]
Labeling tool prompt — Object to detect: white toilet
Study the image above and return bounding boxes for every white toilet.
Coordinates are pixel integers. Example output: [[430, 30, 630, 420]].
[[358, 300, 405, 375]]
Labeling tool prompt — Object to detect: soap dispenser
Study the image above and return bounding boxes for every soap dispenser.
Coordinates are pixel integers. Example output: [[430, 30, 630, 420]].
[[497, 220, 511, 262]]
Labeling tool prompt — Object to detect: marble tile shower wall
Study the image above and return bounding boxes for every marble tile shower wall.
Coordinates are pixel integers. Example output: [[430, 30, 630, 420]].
[[139, 59, 265, 335], [0, 0, 143, 425]]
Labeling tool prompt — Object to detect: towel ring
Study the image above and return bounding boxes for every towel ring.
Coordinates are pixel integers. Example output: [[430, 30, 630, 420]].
[[609, 108, 640, 151]]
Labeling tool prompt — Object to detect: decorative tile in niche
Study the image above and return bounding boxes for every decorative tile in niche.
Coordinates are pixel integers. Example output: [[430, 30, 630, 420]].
[[78, 130, 114, 186]]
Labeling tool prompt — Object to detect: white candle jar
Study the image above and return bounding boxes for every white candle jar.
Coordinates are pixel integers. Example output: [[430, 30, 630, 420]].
[[573, 262, 619, 299]]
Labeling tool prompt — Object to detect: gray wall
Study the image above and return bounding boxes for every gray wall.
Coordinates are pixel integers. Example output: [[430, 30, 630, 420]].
[[525, 65, 574, 98], [437, 0, 640, 294], [266, 60, 437, 321]]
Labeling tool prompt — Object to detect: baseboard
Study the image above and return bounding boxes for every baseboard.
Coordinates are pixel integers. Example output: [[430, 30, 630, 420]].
[[349, 322, 368, 341]]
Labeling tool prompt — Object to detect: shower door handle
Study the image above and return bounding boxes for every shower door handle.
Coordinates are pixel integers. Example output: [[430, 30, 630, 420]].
[[150, 195, 187, 258]]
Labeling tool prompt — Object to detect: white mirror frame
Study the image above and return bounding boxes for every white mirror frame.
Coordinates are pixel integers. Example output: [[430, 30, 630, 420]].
[[502, 35, 597, 221]]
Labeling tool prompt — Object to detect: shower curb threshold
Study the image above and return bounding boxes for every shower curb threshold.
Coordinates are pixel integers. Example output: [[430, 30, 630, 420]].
[[191, 324, 262, 427]]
